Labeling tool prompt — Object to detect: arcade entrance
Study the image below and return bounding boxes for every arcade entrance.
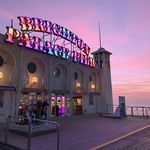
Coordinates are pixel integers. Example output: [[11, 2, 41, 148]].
[[51, 95, 70, 116], [73, 97, 82, 115], [21, 92, 47, 105], [21, 88, 48, 105]]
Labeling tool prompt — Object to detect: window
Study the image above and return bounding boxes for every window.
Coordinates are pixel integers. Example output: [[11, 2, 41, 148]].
[[89, 93, 93, 105], [76, 82, 81, 88], [0, 91, 4, 107], [28, 62, 37, 73], [74, 72, 78, 80], [54, 68, 60, 78], [90, 75, 92, 82], [91, 84, 96, 90], [108, 61, 110, 68], [0, 56, 4, 67], [100, 60, 103, 68]]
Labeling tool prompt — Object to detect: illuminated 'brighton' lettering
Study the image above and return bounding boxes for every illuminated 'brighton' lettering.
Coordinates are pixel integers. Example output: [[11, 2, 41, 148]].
[[18, 16, 90, 55], [4, 17, 95, 67]]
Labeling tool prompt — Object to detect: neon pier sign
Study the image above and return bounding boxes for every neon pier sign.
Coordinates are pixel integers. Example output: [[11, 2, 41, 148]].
[[5, 16, 95, 67]]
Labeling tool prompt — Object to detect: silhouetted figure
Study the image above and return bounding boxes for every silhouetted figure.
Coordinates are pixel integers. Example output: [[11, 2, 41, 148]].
[[56, 105, 59, 116]]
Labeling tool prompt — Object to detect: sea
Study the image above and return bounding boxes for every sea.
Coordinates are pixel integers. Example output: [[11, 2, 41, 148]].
[[113, 99, 150, 107]]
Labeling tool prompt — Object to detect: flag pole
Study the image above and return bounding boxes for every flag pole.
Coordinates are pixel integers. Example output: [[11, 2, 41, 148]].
[[98, 21, 101, 48]]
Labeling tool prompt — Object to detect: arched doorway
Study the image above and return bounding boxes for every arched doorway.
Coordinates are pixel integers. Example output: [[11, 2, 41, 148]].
[[73, 96, 82, 115]]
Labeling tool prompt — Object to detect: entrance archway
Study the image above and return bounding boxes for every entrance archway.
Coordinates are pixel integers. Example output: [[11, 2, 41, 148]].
[[73, 96, 82, 115]]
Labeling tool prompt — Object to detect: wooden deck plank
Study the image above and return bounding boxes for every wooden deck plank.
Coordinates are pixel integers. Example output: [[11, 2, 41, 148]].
[[0, 115, 150, 150], [97, 127, 150, 150]]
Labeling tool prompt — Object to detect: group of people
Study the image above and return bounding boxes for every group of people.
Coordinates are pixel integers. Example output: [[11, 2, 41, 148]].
[[18, 99, 49, 125]]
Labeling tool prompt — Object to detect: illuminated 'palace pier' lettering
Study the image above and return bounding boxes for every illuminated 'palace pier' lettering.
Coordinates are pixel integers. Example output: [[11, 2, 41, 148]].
[[4, 16, 95, 67]]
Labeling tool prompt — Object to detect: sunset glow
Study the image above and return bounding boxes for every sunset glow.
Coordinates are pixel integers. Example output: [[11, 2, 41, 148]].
[[0, 0, 150, 106]]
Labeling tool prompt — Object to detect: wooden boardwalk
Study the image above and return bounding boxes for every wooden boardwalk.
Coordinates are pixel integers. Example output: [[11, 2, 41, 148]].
[[0, 115, 150, 150], [96, 127, 150, 150]]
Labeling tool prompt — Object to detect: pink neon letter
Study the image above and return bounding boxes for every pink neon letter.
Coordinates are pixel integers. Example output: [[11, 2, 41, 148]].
[[77, 38, 84, 49], [5, 27, 20, 43], [52, 24, 60, 36], [18, 16, 33, 31], [83, 44, 90, 55], [32, 18, 45, 32], [73, 51, 80, 62], [44, 20, 53, 34], [32, 36, 42, 50], [18, 33, 32, 48]]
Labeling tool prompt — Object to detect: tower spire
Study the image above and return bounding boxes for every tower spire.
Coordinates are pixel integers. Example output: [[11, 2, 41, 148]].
[[11, 19, 13, 28], [98, 21, 101, 48]]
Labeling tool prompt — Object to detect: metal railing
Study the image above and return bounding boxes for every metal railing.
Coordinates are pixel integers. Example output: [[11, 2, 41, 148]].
[[126, 106, 150, 117], [2, 115, 60, 150], [106, 104, 150, 118]]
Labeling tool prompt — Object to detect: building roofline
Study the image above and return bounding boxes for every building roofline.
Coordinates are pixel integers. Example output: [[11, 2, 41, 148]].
[[92, 47, 112, 55]]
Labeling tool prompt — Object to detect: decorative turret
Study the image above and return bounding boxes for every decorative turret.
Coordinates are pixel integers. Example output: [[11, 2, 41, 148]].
[[92, 47, 113, 114]]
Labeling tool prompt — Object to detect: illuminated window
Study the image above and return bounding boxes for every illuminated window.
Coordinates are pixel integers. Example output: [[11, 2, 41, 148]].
[[0, 56, 4, 67], [0, 72, 3, 79], [28, 62, 37, 73], [31, 77, 38, 84], [91, 84, 96, 89], [76, 82, 81, 88]]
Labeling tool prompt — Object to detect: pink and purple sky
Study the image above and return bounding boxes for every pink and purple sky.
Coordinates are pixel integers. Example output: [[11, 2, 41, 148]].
[[0, 0, 150, 106]]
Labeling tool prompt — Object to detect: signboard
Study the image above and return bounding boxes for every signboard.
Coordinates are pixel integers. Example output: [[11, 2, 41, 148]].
[[0, 86, 16, 91], [119, 96, 126, 117], [4, 16, 95, 67]]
